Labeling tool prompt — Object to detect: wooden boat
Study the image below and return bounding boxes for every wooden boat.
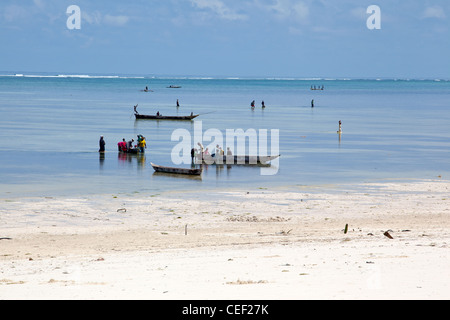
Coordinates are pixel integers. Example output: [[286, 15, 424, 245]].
[[135, 113, 199, 120], [198, 155, 280, 165], [167, 85, 181, 88], [151, 163, 202, 175], [119, 148, 141, 154]]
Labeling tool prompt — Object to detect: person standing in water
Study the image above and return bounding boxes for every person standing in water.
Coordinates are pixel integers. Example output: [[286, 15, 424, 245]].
[[311, 99, 314, 108], [138, 136, 146, 153], [99, 136, 105, 152]]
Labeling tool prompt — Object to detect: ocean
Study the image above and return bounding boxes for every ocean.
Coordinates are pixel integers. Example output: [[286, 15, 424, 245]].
[[1, 73, 449, 198]]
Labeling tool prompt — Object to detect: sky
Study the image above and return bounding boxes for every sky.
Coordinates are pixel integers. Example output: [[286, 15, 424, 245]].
[[1, 0, 449, 78]]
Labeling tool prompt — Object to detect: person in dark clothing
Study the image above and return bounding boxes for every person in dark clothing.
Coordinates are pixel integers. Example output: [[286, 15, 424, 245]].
[[99, 136, 105, 152]]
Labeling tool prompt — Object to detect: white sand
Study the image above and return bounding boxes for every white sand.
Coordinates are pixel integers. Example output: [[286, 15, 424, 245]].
[[1, 179, 449, 300]]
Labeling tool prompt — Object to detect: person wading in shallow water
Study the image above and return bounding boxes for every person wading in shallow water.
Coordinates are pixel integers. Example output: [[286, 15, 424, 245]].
[[99, 136, 105, 152]]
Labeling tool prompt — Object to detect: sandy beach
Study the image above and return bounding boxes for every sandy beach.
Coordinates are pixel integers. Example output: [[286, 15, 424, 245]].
[[1, 179, 449, 300]]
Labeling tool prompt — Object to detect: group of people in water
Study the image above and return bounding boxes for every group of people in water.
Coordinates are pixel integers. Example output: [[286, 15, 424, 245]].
[[118, 134, 147, 153], [191, 142, 232, 162], [99, 135, 147, 153], [250, 100, 265, 108]]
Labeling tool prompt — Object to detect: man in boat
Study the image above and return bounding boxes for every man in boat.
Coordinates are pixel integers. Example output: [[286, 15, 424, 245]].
[[134, 104, 139, 115], [251, 100, 255, 108], [197, 142, 204, 160], [156, 111, 161, 116], [212, 144, 220, 157], [99, 136, 105, 152], [127, 138, 135, 151]]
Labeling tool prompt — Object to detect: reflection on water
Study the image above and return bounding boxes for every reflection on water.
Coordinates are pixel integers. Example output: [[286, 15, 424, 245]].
[[99, 152, 105, 169], [117, 152, 147, 170], [152, 171, 202, 180]]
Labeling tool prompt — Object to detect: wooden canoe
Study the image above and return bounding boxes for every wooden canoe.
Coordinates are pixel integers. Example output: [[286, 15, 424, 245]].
[[118, 148, 142, 154], [198, 155, 280, 165], [151, 163, 202, 175], [135, 113, 199, 120]]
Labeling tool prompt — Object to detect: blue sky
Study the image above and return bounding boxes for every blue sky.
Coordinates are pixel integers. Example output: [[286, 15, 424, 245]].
[[1, 0, 449, 78]]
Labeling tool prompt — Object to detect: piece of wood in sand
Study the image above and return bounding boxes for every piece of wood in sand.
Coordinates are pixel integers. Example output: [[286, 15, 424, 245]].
[[383, 231, 394, 239]]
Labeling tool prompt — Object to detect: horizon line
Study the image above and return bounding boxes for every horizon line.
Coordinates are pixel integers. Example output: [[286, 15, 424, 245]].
[[1, 71, 449, 82]]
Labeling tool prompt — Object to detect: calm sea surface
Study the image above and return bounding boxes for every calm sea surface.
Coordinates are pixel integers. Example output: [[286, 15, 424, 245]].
[[1, 73, 449, 198]]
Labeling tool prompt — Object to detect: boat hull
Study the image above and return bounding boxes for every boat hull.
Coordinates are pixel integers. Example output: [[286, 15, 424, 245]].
[[151, 163, 202, 175], [135, 114, 199, 120]]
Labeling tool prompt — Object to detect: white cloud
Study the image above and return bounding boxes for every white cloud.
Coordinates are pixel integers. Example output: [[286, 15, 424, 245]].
[[292, 1, 309, 21], [33, 0, 45, 9], [103, 15, 129, 27], [350, 7, 367, 20], [83, 11, 102, 25], [263, 0, 310, 23], [423, 6, 446, 19], [82, 11, 130, 27], [190, 0, 247, 21], [3, 4, 29, 22]]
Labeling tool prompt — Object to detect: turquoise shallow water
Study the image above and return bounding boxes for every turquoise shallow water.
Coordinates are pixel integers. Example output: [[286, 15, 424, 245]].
[[1, 74, 449, 197]]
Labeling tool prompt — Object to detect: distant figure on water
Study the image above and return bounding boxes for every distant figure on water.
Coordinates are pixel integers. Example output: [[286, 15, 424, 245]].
[[118, 138, 127, 152], [134, 104, 139, 114], [338, 120, 342, 134], [261, 100, 265, 108], [177, 99, 180, 107], [99, 136, 105, 152], [127, 139, 135, 150], [251, 100, 255, 108], [137, 135, 146, 153], [311, 99, 314, 108], [141, 86, 152, 92], [212, 144, 223, 157], [197, 142, 204, 160]]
